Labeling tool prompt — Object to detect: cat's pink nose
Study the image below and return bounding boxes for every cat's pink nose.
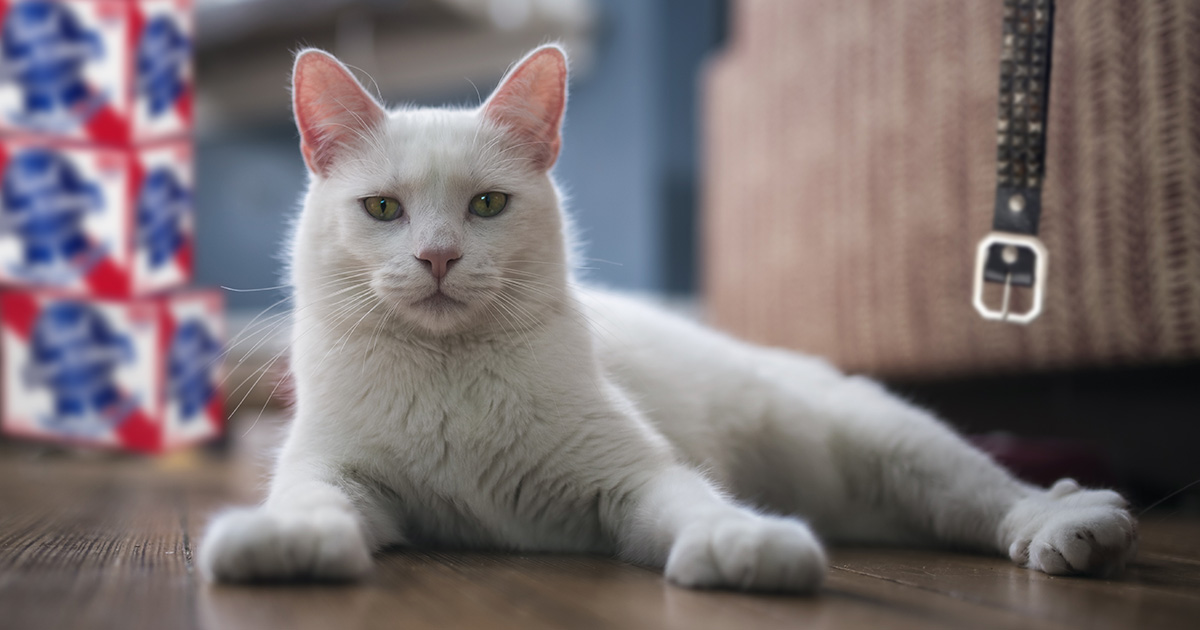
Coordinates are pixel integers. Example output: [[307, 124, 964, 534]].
[[416, 247, 462, 280]]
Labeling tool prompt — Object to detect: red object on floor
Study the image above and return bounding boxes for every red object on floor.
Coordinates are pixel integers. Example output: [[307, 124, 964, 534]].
[[970, 432, 1118, 489]]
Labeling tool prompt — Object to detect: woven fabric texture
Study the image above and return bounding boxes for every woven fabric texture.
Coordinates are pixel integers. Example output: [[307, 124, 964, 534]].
[[702, 0, 1200, 378]]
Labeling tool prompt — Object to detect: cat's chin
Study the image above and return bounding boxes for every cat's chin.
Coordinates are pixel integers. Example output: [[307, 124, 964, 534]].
[[398, 291, 477, 335]]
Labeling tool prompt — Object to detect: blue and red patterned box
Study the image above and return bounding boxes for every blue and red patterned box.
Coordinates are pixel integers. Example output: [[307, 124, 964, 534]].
[[0, 137, 194, 295], [0, 0, 216, 452], [0, 0, 194, 145], [1, 289, 222, 452]]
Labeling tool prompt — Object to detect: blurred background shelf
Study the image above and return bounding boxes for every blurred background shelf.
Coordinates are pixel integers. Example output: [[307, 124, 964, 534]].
[[196, 0, 599, 127]]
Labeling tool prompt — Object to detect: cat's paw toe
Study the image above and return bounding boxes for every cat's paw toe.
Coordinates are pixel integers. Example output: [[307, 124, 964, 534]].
[[199, 506, 372, 583], [1004, 480, 1137, 578], [665, 514, 826, 593], [1026, 508, 1136, 576]]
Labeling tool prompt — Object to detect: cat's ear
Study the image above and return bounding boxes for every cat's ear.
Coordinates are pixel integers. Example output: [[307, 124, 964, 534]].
[[292, 49, 386, 176], [482, 45, 568, 171]]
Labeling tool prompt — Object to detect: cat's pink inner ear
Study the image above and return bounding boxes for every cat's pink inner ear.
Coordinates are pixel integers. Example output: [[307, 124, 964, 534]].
[[483, 46, 568, 171], [293, 50, 386, 176]]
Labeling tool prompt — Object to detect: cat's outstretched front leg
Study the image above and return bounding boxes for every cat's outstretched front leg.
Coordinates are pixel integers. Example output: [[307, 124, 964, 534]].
[[199, 459, 400, 582], [615, 467, 827, 593]]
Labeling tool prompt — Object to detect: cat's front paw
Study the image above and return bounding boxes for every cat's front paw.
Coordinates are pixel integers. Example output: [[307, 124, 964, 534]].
[[1002, 479, 1137, 578], [665, 513, 827, 593], [199, 506, 372, 582]]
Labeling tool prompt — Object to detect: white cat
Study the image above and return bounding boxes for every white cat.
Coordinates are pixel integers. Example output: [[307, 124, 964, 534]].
[[199, 45, 1137, 591]]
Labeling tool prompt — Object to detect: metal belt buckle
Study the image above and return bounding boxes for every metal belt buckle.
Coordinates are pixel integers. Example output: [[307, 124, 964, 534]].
[[972, 232, 1047, 324]]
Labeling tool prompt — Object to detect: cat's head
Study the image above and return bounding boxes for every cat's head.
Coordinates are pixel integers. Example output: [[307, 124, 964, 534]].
[[289, 45, 573, 337]]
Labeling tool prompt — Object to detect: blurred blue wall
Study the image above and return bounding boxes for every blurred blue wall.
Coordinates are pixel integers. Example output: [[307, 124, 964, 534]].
[[196, 0, 725, 310]]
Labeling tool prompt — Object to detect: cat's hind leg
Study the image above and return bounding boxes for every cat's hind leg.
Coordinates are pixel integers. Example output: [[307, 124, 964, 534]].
[[817, 375, 1137, 577], [1000, 478, 1136, 577]]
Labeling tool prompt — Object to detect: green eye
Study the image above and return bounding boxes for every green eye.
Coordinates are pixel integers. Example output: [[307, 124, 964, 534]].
[[362, 196, 403, 221], [469, 192, 508, 217]]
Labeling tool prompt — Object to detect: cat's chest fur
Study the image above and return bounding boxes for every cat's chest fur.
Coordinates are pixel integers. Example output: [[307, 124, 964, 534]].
[[317, 322, 616, 552]]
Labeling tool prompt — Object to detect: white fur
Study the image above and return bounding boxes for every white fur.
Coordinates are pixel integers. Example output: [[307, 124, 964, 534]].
[[199, 47, 1136, 590]]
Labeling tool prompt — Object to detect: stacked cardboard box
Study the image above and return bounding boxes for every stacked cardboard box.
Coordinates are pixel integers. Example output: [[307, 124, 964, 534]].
[[0, 0, 222, 452]]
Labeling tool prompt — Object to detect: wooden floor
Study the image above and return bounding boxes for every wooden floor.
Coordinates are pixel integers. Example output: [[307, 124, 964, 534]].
[[1, 439, 1198, 630]]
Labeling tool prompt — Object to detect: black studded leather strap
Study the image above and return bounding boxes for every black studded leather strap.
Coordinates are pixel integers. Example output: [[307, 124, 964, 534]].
[[983, 0, 1054, 288]]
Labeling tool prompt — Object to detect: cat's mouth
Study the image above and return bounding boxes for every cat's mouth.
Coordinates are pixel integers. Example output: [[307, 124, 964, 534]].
[[413, 290, 466, 312]]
